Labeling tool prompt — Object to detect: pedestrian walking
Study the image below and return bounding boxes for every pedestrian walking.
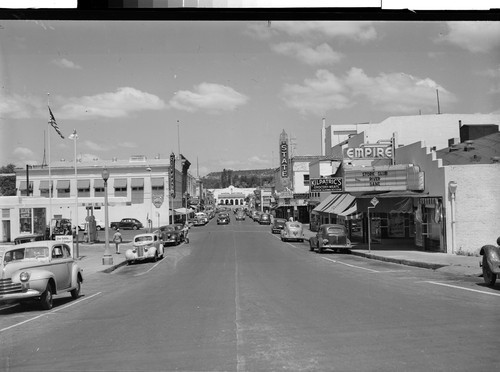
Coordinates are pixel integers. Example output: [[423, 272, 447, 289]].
[[183, 222, 190, 244], [113, 228, 122, 254]]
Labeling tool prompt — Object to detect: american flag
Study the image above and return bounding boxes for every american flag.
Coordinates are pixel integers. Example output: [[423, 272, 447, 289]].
[[48, 106, 64, 139]]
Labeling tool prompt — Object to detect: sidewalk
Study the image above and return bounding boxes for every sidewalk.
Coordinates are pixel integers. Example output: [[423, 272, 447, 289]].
[[75, 242, 129, 276], [300, 227, 482, 278]]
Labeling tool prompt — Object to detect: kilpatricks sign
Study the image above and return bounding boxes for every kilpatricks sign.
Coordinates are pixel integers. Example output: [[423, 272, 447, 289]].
[[310, 177, 343, 192], [169, 152, 176, 198], [280, 140, 289, 178]]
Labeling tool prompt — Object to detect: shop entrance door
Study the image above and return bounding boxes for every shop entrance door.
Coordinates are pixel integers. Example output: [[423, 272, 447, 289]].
[[2, 220, 11, 242]]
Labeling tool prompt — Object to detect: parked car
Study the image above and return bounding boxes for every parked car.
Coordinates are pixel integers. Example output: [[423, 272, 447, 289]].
[[13, 233, 45, 245], [235, 211, 246, 221], [258, 213, 271, 225], [309, 224, 352, 253], [0, 240, 83, 310], [271, 218, 287, 234], [252, 211, 261, 221], [110, 218, 143, 230], [79, 219, 105, 231], [194, 212, 209, 225], [281, 221, 304, 242], [158, 224, 183, 246], [217, 213, 230, 225], [125, 233, 164, 265], [479, 236, 500, 286]]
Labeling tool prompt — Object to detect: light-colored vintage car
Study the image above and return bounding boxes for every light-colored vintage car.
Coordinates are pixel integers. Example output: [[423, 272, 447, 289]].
[[280, 221, 304, 242], [125, 233, 164, 265], [0, 240, 83, 310], [309, 224, 352, 253]]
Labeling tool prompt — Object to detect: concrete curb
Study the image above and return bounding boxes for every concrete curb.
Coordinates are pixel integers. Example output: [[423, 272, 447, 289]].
[[349, 250, 446, 270], [102, 260, 128, 273]]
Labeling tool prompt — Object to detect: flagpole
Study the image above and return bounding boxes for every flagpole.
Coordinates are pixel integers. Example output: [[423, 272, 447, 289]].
[[47, 93, 52, 238]]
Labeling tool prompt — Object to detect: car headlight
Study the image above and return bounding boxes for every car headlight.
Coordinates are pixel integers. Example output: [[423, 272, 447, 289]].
[[322, 239, 329, 245], [20, 271, 31, 282]]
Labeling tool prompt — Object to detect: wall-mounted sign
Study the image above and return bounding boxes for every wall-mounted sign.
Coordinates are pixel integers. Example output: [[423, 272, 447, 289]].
[[169, 153, 176, 198], [310, 177, 343, 192], [280, 141, 289, 178], [344, 145, 393, 160], [344, 165, 424, 192], [153, 195, 164, 208]]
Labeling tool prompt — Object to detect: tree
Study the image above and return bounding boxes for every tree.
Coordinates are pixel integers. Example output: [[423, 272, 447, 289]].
[[0, 164, 16, 196]]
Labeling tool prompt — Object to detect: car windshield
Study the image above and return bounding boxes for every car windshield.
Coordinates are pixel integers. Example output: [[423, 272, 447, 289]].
[[135, 236, 153, 242], [326, 226, 345, 234], [275, 219, 286, 224], [289, 223, 301, 228], [24, 246, 50, 259], [163, 226, 175, 232]]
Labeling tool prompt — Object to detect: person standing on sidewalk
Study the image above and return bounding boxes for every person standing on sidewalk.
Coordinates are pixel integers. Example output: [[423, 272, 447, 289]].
[[113, 228, 123, 254]]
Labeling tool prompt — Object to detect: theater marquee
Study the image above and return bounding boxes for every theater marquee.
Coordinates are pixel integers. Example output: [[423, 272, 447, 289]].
[[344, 165, 424, 192]]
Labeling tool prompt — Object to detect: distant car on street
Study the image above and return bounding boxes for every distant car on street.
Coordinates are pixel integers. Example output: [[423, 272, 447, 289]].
[[0, 240, 83, 310], [258, 213, 271, 225], [125, 233, 164, 265], [271, 218, 287, 234], [281, 221, 304, 242], [309, 224, 352, 253], [158, 224, 183, 246], [79, 219, 105, 231], [13, 233, 46, 245], [217, 213, 230, 225], [110, 218, 143, 230], [235, 211, 246, 221]]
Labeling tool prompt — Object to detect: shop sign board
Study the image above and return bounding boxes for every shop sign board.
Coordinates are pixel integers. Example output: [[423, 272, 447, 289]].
[[169, 152, 176, 198], [280, 141, 289, 178], [310, 177, 343, 192], [344, 145, 393, 160], [153, 195, 164, 208], [344, 165, 424, 192]]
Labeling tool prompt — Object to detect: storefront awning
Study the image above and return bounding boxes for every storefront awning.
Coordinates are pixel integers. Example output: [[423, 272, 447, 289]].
[[39, 180, 53, 190], [113, 178, 127, 188], [151, 177, 164, 187], [174, 207, 194, 214], [56, 180, 70, 189], [353, 190, 426, 199], [94, 179, 104, 188], [131, 178, 144, 187], [313, 193, 356, 216], [18, 181, 31, 190], [337, 204, 362, 220], [77, 179, 90, 189]]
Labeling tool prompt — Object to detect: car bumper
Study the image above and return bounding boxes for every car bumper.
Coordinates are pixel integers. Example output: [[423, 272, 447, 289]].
[[321, 244, 351, 250], [0, 288, 43, 302]]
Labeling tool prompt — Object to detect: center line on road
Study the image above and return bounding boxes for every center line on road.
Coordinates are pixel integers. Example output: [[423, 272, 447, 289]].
[[424, 281, 500, 297], [0, 292, 102, 333], [321, 257, 380, 272]]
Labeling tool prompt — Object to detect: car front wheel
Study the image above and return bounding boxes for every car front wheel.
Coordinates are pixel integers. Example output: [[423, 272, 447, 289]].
[[133, 225, 138, 230], [40, 283, 54, 310], [71, 279, 81, 299], [483, 255, 497, 286]]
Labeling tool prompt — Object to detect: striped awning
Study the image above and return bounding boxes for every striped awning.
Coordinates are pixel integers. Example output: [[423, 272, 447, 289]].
[[56, 180, 70, 189], [77, 179, 90, 189], [94, 179, 104, 188], [151, 177, 164, 187], [313, 193, 356, 216], [131, 178, 144, 187], [39, 180, 53, 190], [18, 181, 31, 190], [113, 178, 127, 188]]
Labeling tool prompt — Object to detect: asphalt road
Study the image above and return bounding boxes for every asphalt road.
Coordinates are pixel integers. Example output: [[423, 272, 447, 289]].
[[1, 218, 500, 371]]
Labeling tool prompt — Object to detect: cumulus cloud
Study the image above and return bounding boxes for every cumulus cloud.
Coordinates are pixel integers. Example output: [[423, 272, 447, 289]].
[[84, 140, 108, 152], [437, 21, 500, 53], [247, 21, 377, 42], [281, 68, 457, 116], [169, 83, 249, 113], [271, 42, 343, 66], [52, 58, 82, 70], [281, 69, 352, 115], [59, 87, 166, 120], [118, 141, 137, 148], [13, 147, 36, 158], [0, 87, 166, 120]]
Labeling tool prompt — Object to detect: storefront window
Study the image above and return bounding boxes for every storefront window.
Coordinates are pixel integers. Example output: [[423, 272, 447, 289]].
[[33, 208, 46, 235], [19, 208, 32, 233]]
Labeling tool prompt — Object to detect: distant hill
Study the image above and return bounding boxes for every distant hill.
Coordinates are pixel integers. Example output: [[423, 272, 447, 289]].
[[202, 168, 275, 189]]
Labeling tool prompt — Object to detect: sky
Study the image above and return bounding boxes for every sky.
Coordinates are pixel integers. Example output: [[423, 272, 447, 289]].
[[0, 18, 499, 176]]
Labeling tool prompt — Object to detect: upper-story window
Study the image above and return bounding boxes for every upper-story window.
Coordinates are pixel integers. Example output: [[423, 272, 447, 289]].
[[131, 178, 144, 204], [56, 180, 70, 198], [77, 179, 90, 197], [114, 178, 127, 197], [303, 174, 310, 185]]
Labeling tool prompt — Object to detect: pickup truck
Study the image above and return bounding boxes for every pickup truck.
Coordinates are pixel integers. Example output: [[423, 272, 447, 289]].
[[110, 218, 143, 230]]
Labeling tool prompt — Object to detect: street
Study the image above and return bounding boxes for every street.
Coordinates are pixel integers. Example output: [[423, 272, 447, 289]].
[[1, 218, 499, 371]]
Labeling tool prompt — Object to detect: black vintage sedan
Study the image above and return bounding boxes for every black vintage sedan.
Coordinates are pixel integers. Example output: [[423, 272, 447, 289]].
[[271, 218, 287, 234], [217, 213, 230, 225], [309, 224, 351, 253], [158, 224, 185, 246]]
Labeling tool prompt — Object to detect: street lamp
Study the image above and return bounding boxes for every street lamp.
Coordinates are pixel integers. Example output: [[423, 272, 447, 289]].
[[146, 166, 153, 232], [68, 129, 79, 259], [102, 168, 113, 265], [448, 181, 458, 254]]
